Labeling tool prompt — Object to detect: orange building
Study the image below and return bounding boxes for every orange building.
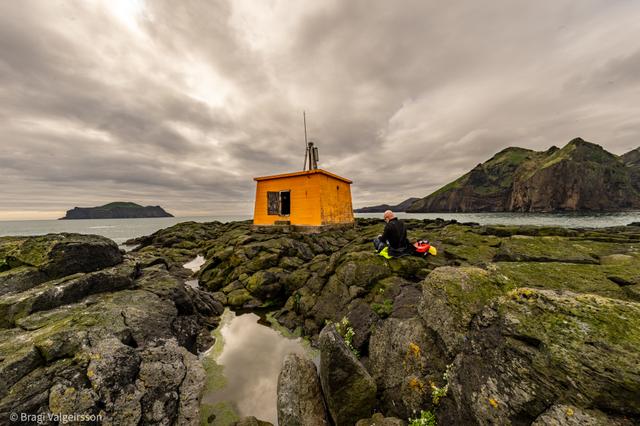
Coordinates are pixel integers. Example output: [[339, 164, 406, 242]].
[[253, 169, 354, 228]]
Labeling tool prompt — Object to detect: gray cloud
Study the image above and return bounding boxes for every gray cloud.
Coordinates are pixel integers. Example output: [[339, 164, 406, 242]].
[[1, 0, 639, 219]]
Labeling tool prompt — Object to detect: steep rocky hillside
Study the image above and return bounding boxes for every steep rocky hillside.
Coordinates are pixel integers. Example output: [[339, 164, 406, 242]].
[[624, 147, 640, 193], [407, 138, 640, 212]]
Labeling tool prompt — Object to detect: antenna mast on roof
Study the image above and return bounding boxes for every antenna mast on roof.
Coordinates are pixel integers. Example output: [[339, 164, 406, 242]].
[[302, 111, 319, 171]]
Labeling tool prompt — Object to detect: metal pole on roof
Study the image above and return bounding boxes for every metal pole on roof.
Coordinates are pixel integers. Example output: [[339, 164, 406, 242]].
[[303, 111, 308, 171]]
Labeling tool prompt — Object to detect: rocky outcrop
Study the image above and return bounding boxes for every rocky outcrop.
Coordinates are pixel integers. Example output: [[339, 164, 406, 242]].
[[419, 267, 512, 356], [232, 417, 274, 426], [130, 217, 640, 425], [368, 318, 447, 418], [319, 324, 376, 425], [60, 202, 173, 219], [277, 353, 329, 426], [446, 288, 640, 424], [531, 404, 632, 426], [0, 233, 123, 296], [407, 139, 640, 212], [355, 413, 405, 426], [4, 218, 640, 425], [0, 233, 221, 425]]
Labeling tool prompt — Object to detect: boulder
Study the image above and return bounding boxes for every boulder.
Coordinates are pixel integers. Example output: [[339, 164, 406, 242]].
[[310, 276, 352, 324], [0, 233, 123, 296], [227, 288, 254, 307], [233, 416, 273, 426], [531, 404, 632, 426], [0, 357, 86, 423], [355, 413, 405, 426], [277, 353, 329, 426], [49, 383, 100, 420], [319, 324, 376, 425], [368, 318, 446, 418], [334, 252, 391, 289], [419, 266, 511, 356], [345, 299, 377, 352], [0, 261, 138, 328], [86, 337, 143, 424], [390, 285, 422, 319], [448, 288, 640, 425], [246, 269, 283, 300], [137, 339, 205, 425]]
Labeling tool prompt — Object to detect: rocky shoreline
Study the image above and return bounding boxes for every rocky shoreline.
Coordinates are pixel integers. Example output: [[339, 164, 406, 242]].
[[1, 219, 639, 425]]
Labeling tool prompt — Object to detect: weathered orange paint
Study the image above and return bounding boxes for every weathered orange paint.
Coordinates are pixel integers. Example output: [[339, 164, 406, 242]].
[[253, 169, 354, 226]]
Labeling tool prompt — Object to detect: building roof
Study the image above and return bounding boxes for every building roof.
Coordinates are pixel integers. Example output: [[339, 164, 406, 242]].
[[253, 169, 353, 184]]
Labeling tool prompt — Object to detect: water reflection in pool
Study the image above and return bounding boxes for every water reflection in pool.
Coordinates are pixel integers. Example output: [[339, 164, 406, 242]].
[[200, 310, 317, 425], [184, 255, 205, 272], [183, 255, 205, 289]]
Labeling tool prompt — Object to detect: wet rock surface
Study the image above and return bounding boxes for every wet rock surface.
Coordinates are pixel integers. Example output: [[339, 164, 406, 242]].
[[0, 233, 122, 296], [0, 231, 220, 425], [368, 318, 446, 419], [277, 353, 329, 426], [448, 288, 640, 425], [355, 413, 406, 426], [319, 324, 376, 426], [3, 218, 640, 425]]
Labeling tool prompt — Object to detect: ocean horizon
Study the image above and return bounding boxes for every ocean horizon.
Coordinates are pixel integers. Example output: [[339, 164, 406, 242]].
[[1, 211, 639, 245]]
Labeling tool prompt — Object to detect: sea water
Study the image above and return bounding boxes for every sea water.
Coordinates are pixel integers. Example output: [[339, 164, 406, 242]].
[[0, 215, 251, 244], [0, 212, 639, 244], [356, 211, 640, 228]]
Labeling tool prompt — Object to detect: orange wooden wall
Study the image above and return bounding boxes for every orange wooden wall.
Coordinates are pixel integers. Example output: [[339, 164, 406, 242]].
[[318, 174, 354, 225], [253, 173, 354, 226]]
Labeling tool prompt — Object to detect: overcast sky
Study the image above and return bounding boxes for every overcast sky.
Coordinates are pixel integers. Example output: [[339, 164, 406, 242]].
[[1, 0, 639, 220]]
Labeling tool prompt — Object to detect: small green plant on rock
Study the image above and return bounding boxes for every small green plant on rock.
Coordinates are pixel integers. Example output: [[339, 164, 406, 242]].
[[408, 410, 436, 426], [430, 363, 453, 405], [335, 316, 360, 358], [371, 298, 393, 318]]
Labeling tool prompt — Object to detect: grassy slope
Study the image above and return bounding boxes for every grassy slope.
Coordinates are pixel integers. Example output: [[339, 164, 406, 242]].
[[422, 147, 534, 200], [412, 138, 637, 211]]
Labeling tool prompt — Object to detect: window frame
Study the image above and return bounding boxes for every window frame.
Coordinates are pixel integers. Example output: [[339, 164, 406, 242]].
[[266, 190, 291, 216]]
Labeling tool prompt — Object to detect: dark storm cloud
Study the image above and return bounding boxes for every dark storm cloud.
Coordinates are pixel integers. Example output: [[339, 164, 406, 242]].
[[1, 0, 640, 219]]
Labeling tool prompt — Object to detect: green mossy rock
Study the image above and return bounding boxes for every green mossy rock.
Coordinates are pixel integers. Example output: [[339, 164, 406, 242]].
[[420, 266, 513, 355], [450, 288, 640, 424], [4, 218, 640, 425], [226, 288, 253, 307], [368, 318, 446, 418], [0, 233, 122, 296], [334, 252, 391, 289], [355, 413, 406, 426], [319, 324, 376, 425], [531, 404, 631, 425], [494, 235, 603, 264]]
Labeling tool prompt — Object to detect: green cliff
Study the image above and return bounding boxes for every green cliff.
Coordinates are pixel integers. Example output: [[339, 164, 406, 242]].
[[407, 138, 640, 212]]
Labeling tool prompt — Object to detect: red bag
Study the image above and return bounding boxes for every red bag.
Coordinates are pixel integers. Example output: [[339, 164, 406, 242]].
[[413, 240, 431, 253]]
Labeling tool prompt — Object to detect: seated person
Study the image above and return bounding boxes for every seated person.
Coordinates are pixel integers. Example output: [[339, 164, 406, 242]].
[[373, 210, 412, 257]]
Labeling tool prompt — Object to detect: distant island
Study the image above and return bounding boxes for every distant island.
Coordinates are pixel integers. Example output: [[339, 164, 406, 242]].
[[358, 138, 640, 213], [59, 202, 174, 220], [354, 197, 419, 213]]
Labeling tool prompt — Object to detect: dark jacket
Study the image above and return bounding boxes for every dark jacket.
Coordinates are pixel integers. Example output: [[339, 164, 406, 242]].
[[381, 218, 409, 251]]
